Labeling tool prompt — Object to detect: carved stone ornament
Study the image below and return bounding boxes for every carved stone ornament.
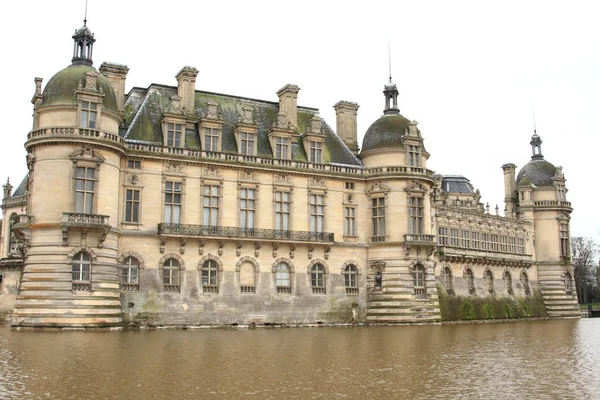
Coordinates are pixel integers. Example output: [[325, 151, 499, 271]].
[[346, 193, 354, 203], [129, 175, 139, 185], [553, 166, 565, 180], [169, 95, 183, 113], [165, 162, 184, 174], [406, 120, 419, 137], [254, 242, 261, 257], [203, 165, 222, 177], [275, 111, 289, 129], [309, 176, 326, 187], [366, 181, 390, 195], [274, 174, 292, 185], [205, 101, 219, 119], [239, 169, 256, 181], [241, 106, 254, 124], [404, 180, 427, 193], [84, 71, 99, 91], [310, 115, 322, 134]]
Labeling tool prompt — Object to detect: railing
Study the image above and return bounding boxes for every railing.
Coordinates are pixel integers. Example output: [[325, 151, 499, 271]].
[[240, 285, 255, 294], [125, 142, 436, 178], [158, 224, 334, 243], [439, 246, 533, 263], [203, 284, 219, 293], [120, 283, 139, 292], [163, 284, 180, 293], [12, 214, 33, 229], [2, 195, 27, 207], [28, 127, 125, 146], [371, 236, 387, 243], [277, 286, 291, 294], [534, 200, 572, 208], [345, 287, 359, 295], [62, 213, 110, 228], [72, 282, 91, 292], [312, 287, 326, 295], [404, 234, 436, 245]]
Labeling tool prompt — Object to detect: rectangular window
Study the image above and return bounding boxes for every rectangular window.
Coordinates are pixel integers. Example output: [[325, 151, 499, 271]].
[[408, 197, 423, 234], [75, 166, 95, 214], [345, 182, 355, 190], [371, 197, 386, 241], [240, 132, 255, 155], [80, 101, 97, 129], [471, 231, 480, 250], [438, 227, 448, 246], [408, 145, 420, 166], [127, 160, 141, 169], [310, 193, 325, 233], [461, 230, 470, 248], [275, 137, 289, 159], [560, 224, 570, 258], [239, 188, 255, 229], [204, 128, 219, 152], [275, 191, 290, 230], [557, 185, 566, 201], [500, 235, 508, 252], [167, 123, 183, 147], [491, 234, 499, 251], [125, 189, 140, 223], [203, 185, 219, 226], [508, 237, 517, 253], [164, 181, 181, 223], [344, 207, 356, 237], [450, 229, 460, 247], [310, 141, 323, 163], [517, 237, 525, 254], [481, 233, 490, 250]]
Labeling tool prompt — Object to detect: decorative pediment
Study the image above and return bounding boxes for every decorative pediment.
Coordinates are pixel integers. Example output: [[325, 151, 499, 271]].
[[203, 165, 222, 178], [369, 260, 386, 272], [308, 176, 326, 188], [69, 146, 105, 165], [238, 169, 257, 181], [274, 173, 292, 185], [366, 181, 390, 195], [241, 106, 254, 124], [553, 166, 565, 181], [204, 101, 221, 120], [404, 181, 428, 193], [164, 161, 185, 174], [169, 95, 183, 113], [405, 120, 421, 138], [274, 111, 291, 129], [556, 212, 570, 221]]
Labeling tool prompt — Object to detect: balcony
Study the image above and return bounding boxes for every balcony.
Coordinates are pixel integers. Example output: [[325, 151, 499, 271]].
[[404, 234, 436, 246], [27, 127, 125, 148], [533, 200, 572, 211], [61, 213, 111, 247], [438, 246, 533, 267], [158, 224, 334, 243]]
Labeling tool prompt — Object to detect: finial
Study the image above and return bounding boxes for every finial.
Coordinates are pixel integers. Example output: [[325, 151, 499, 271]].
[[486, 202, 490, 213], [532, 103, 537, 135], [84, 0, 89, 26], [388, 38, 392, 83]]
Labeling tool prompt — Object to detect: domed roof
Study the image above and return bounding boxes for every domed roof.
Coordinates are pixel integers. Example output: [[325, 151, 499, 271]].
[[361, 114, 411, 154], [516, 159, 556, 187], [40, 64, 117, 112], [75, 24, 93, 37]]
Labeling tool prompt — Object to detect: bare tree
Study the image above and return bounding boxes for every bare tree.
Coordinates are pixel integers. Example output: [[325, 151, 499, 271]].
[[571, 237, 598, 304]]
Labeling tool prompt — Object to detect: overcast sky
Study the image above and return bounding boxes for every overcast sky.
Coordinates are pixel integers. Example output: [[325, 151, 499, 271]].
[[1, 1, 598, 240]]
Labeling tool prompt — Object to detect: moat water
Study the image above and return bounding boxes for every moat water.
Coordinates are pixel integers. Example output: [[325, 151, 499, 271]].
[[0, 319, 599, 399]]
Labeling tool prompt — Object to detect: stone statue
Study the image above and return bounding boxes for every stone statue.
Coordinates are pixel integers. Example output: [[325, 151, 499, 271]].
[[375, 270, 382, 289]]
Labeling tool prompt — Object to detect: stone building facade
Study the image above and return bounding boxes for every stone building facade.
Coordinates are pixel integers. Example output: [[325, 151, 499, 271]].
[[0, 21, 579, 328]]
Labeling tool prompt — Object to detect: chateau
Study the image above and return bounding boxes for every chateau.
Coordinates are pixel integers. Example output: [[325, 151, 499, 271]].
[[0, 20, 580, 328]]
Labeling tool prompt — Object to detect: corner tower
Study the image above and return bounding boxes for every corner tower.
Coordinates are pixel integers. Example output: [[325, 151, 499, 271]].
[[12, 20, 126, 329]]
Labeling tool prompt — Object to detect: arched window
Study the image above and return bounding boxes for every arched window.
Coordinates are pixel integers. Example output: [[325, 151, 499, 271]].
[[121, 257, 139, 291], [503, 270, 514, 295], [239, 261, 256, 294], [275, 262, 291, 294], [202, 260, 219, 293], [564, 272, 573, 295], [413, 264, 426, 296], [163, 258, 180, 292], [484, 269, 495, 294], [344, 265, 358, 295], [520, 271, 531, 296], [465, 268, 476, 295], [72, 251, 91, 291], [442, 267, 454, 296], [310, 264, 326, 294]]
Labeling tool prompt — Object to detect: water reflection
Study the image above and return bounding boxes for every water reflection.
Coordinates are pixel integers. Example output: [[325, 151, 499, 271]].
[[0, 320, 598, 399]]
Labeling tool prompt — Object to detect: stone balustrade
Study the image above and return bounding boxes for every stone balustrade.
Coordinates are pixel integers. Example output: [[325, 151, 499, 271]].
[[61, 213, 110, 228], [28, 127, 125, 146]]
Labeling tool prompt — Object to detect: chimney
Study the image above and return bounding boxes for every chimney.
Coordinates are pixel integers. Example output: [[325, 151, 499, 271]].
[[333, 101, 360, 155], [176, 66, 199, 114], [502, 163, 517, 217], [99, 62, 129, 110], [276, 84, 300, 129]]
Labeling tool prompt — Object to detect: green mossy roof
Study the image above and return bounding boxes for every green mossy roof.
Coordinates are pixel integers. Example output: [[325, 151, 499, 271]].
[[124, 85, 361, 166], [41, 65, 118, 112], [360, 113, 411, 153], [516, 159, 556, 187]]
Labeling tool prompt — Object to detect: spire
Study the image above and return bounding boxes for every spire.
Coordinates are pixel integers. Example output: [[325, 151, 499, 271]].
[[383, 43, 399, 115], [71, 1, 95, 67]]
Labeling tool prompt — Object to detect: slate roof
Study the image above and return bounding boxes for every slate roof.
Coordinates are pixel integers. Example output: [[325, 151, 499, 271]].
[[441, 175, 475, 194], [12, 175, 28, 197], [361, 114, 411, 154], [516, 159, 556, 187], [123, 85, 362, 166]]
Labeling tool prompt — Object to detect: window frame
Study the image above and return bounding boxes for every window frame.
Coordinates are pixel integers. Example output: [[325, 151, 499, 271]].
[[310, 263, 327, 294], [74, 165, 96, 214], [273, 260, 294, 294], [408, 196, 423, 235], [309, 141, 323, 164], [309, 191, 325, 234], [202, 183, 221, 227], [371, 197, 386, 242], [343, 264, 359, 295], [72, 251, 92, 292], [120, 256, 140, 291], [274, 189, 292, 231], [80, 100, 99, 129], [163, 180, 183, 224], [124, 188, 141, 224]]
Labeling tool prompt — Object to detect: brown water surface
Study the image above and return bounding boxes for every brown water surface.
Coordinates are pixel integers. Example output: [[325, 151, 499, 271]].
[[0, 319, 599, 399]]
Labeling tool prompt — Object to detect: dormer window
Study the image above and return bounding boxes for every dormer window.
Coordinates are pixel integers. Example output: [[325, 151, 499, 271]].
[[408, 145, 421, 166], [240, 132, 255, 155], [203, 128, 220, 152], [309, 141, 323, 164], [167, 123, 183, 147], [80, 101, 97, 128], [275, 137, 290, 160]]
